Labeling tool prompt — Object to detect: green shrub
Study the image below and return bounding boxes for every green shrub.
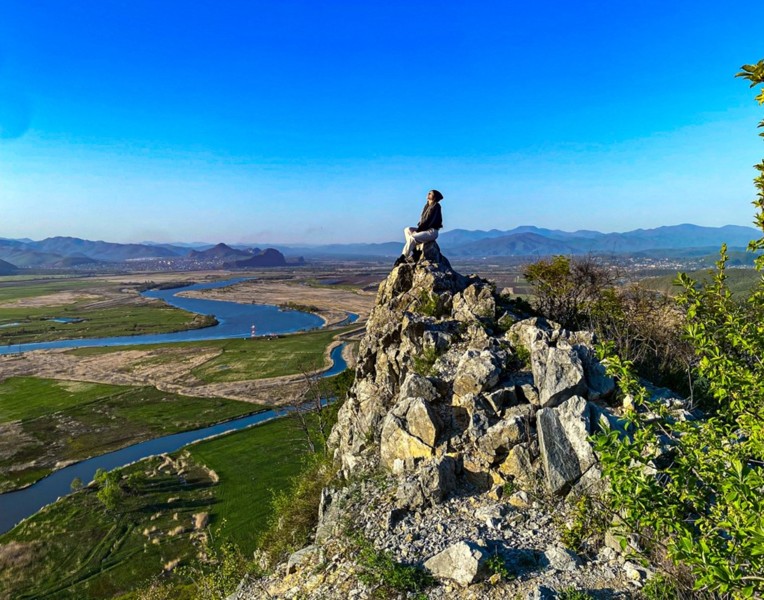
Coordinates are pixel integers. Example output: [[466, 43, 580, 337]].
[[133, 578, 191, 600], [501, 479, 516, 497], [352, 532, 434, 597], [523, 255, 615, 329], [559, 494, 607, 554], [181, 530, 261, 600], [594, 61, 764, 598], [416, 289, 439, 317], [640, 573, 681, 600], [485, 552, 511, 580], [558, 587, 595, 600], [507, 334, 530, 369], [412, 346, 439, 376], [496, 312, 516, 333], [94, 467, 123, 511]]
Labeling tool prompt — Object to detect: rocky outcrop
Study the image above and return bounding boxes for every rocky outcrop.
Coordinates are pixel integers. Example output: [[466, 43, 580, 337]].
[[236, 254, 650, 599], [329, 256, 614, 502]]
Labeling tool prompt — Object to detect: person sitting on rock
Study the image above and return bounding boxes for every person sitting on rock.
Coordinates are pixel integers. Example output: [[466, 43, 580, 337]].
[[394, 189, 444, 266]]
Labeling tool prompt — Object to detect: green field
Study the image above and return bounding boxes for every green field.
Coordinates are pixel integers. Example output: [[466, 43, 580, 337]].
[[0, 377, 264, 492], [0, 280, 216, 345], [639, 267, 760, 298], [191, 327, 346, 382], [185, 415, 314, 550], [67, 326, 351, 381], [0, 280, 97, 303], [0, 417, 314, 599]]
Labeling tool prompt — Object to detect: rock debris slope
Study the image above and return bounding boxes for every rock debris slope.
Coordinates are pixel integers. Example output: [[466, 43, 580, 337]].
[[234, 248, 660, 599]]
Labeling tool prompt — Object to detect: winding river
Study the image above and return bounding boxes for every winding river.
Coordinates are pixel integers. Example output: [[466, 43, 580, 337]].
[[0, 277, 358, 355], [0, 278, 357, 534]]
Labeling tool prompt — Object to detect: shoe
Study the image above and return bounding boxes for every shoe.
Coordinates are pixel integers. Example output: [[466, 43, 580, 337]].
[[393, 255, 407, 267], [412, 248, 422, 262]]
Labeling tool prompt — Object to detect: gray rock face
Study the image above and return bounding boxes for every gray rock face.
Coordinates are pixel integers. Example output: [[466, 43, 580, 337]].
[[499, 443, 536, 486], [541, 544, 582, 571], [452, 283, 496, 323], [315, 487, 350, 544], [424, 540, 490, 586], [453, 349, 503, 397], [476, 416, 525, 465], [508, 317, 559, 348], [419, 240, 449, 266], [396, 456, 456, 509], [531, 343, 587, 408], [398, 373, 440, 404], [485, 384, 521, 416], [537, 396, 596, 494], [574, 344, 615, 400]]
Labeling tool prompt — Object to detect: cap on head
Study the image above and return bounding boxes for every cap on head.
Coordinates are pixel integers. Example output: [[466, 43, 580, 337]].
[[430, 189, 443, 202]]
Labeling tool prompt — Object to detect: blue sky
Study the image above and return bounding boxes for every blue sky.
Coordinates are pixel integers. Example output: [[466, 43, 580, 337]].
[[1, 1, 763, 245]]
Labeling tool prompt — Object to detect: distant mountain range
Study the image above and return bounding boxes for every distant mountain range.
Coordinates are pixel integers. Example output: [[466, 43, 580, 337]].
[[0, 224, 759, 268], [277, 224, 760, 258], [0, 237, 291, 269]]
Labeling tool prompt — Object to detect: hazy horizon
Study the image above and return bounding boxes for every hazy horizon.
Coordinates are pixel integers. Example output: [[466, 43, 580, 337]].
[[2, 221, 760, 250], [1, 1, 763, 244]]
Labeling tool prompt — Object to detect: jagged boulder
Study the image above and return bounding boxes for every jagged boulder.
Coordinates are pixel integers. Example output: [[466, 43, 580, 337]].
[[452, 349, 503, 397], [530, 342, 587, 408], [484, 383, 522, 416], [541, 544, 582, 571], [399, 372, 440, 403], [476, 416, 525, 465], [424, 540, 490, 586], [418, 240, 450, 267], [499, 443, 537, 488], [452, 282, 496, 323], [234, 254, 656, 600], [395, 456, 456, 509], [286, 545, 322, 574], [380, 397, 441, 471], [315, 487, 350, 544], [537, 395, 596, 494], [508, 317, 559, 349]]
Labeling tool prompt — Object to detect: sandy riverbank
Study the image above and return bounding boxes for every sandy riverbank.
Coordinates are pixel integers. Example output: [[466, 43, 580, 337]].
[[176, 279, 376, 326]]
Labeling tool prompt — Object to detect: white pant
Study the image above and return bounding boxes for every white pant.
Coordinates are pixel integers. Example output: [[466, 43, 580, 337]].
[[402, 227, 438, 257]]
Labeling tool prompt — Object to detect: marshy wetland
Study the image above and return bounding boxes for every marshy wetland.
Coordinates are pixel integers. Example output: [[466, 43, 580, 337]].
[[0, 268, 375, 598]]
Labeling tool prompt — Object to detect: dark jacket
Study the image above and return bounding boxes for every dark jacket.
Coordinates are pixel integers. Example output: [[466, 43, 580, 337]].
[[417, 201, 443, 232]]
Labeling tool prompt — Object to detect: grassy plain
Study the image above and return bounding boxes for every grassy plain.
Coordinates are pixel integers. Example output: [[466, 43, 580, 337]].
[[639, 267, 759, 298], [190, 327, 347, 382], [0, 279, 215, 345], [0, 416, 313, 599], [65, 326, 347, 379], [0, 377, 262, 492]]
